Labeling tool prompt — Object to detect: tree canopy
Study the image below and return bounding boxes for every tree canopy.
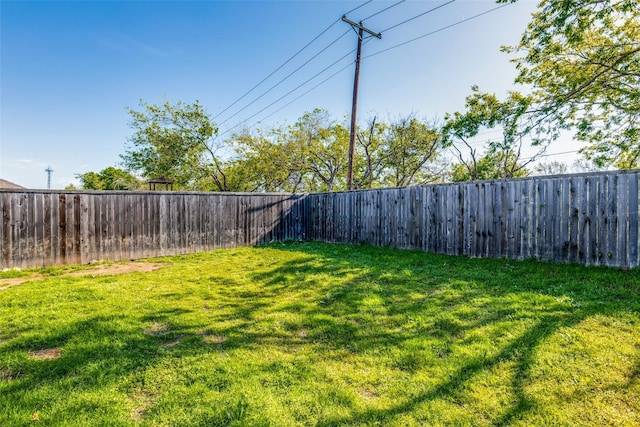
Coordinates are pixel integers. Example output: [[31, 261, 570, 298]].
[[231, 110, 444, 192], [442, 87, 545, 181], [502, 0, 640, 168], [121, 99, 235, 191], [76, 167, 142, 190]]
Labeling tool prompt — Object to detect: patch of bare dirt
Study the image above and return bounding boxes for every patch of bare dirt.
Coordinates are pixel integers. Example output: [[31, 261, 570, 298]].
[[144, 322, 170, 336], [0, 367, 18, 381], [358, 387, 379, 400], [29, 348, 61, 360], [0, 262, 168, 291], [162, 337, 184, 348], [201, 333, 226, 345], [130, 393, 156, 421], [65, 262, 166, 277], [0, 278, 27, 291]]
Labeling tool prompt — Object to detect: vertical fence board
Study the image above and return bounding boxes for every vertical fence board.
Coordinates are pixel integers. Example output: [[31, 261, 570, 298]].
[[0, 194, 5, 266], [519, 180, 529, 259], [541, 179, 553, 261], [33, 193, 44, 267], [464, 183, 476, 256], [508, 181, 518, 259], [484, 183, 493, 257], [525, 180, 535, 259], [551, 178, 562, 262], [597, 175, 608, 265], [18, 194, 30, 269], [433, 186, 442, 254], [568, 178, 579, 263], [559, 178, 570, 263], [578, 176, 590, 265], [629, 174, 639, 268], [606, 174, 619, 267], [8, 195, 16, 268], [80, 194, 91, 265], [99, 194, 108, 262], [587, 176, 599, 265], [514, 181, 523, 259], [91, 195, 100, 262], [497, 181, 507, 258], [616, 174, 629, 267], [443, 185, 456, 255], [474, 183, 484, 257]]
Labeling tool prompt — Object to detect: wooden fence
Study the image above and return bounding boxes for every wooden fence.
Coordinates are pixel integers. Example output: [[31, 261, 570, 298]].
[[1, 170, 639, 269], [304, 170, 640, 268], [0, 191, 304, 269]]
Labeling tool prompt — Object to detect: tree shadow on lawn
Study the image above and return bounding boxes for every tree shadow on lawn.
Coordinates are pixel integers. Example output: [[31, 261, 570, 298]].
[[0, 290, 272, 424], [1, 243, 638, 425], [250, 243, 640, 425]]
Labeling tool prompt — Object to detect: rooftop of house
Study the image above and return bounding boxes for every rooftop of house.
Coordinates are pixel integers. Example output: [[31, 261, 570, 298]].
[[0, 178, 25, 189]]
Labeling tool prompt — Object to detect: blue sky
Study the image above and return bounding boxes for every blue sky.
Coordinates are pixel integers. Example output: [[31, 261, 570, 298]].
[[0, 0, 568, 189]]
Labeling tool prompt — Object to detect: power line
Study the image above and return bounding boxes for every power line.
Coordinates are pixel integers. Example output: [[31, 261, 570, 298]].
[[213, 23, 340, 121], [242, 37, 378, 130], [522, 149, 580, 161], [217, 29, 351, 126], [213, 0, 373, 121], [365, 3, 510, 59], [362, 0, 406, 21], [216, 0, 428, 128], [379, 0, 455, 33], [451, 134, 578, 149], [220, 48, 358, 136], [216, 2, 512, 138], [257, 63, 353, 125], [344, 0, 374, 16]]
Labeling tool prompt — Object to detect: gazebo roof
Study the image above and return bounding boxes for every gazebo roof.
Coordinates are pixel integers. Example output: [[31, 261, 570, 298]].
[[147, 176, 175, 184]]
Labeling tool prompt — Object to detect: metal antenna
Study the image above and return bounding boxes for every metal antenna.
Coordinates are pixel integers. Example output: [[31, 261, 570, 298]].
[[45, 166, 53, 189]]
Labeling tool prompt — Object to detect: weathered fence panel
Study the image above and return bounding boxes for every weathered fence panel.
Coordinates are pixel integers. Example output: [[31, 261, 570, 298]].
[[0, 191, 305, 269], [304, 170, 640, 268], [2, 170, 639, 269]]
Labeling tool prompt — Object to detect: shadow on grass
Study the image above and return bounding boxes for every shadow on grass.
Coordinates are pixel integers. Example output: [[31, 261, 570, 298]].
[[249, 242, 640, 425], [1, 242, 638, 425]]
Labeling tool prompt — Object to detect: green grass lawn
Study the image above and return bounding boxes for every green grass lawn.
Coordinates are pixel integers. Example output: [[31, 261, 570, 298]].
[[1, 242, 639, 426]]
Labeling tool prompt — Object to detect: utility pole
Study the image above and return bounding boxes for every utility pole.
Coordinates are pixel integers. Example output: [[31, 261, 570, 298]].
[[342, 15, 381, 191], [45, 166, 53, 189]]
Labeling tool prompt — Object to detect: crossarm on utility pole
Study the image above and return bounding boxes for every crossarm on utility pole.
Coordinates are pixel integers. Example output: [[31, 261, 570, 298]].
[[341, 16, 382, 39]]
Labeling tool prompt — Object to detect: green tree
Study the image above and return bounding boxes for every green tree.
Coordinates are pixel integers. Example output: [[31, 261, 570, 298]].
[[352, 115, 444, 188], [450, 152, 529, 182], [289, 109, 349, 192], [121, 99, 235, 191], [443, 88, 545, 181], [354, 117, 387, 189], [502, 0, 640, 168], [381, 115, 443, 187], [232, 127, 307, 193], [76, 167, 142, 190], [232, 111, 445, 192], [232, 110, 349, 193]]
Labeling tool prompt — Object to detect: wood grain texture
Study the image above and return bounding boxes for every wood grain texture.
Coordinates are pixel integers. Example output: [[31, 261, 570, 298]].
[[1, 170, 638, 269], [304, 171, 640, 268]]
